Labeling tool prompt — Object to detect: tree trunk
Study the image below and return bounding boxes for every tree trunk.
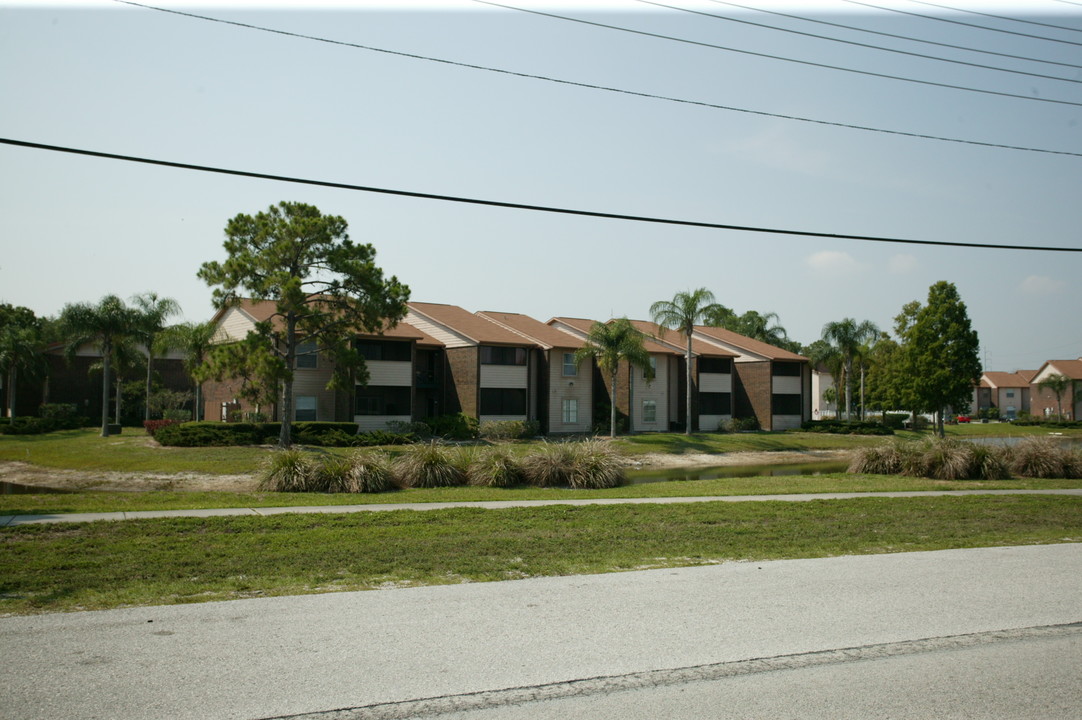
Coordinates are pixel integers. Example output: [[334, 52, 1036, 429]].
[[859, 364, 866, 422], [194, 382, 203, 421], [144, 348, 153, 422], [610, 372, 617, 439], [685, 331, 693, 435], [278, 315, 297, 448], [100, 342, 112, 437], [6, 368, 16, 418], [115, 376, 122, 425]]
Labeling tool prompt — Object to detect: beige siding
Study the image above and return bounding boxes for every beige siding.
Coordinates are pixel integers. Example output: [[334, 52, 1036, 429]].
[[366, 360, 411, 387], [668, 357, 679, 421], [773, 376, 802, 394], [773, 415, 802, 431], [214, 307, 256, 343], [480, 364, 528, 389], [404, 311, 472, 348], [699, 414, 730, 432], [354, 415, 410, 431], [548, 356, 592, 433], [292, 366, 336, 421], [631, 353, 669, 431], [812, 371, 837, 418], [699, 373, 731, 393]]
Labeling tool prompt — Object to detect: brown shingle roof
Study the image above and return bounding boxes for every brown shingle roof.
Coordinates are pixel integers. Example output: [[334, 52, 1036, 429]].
[[692, 325, 807, 362], [628, 320, 736, 358], [1017, 369, 1039, 383], [477, 311, 585, 349], [407, 302, 533, 346], [212, 298, 439, 344], [1040, 359, 1082, 380], [981, 371, 1032, 388]]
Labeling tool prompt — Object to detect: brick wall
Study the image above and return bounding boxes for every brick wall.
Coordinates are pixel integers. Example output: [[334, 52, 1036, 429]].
[[734, 361, 772, 430], [444, 347, 478, 417]]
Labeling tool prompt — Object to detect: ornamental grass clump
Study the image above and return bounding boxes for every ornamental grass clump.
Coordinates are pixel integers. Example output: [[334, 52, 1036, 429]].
[[967, 443, 1012, 481], [393, 442, 466, 488], [920, 438, 972, 481], [1011, 437, 1069, 479], [466, 446, 523, 488], [333, 450, 396, 493], [520, 442, 577, 488], [847, 443, 902, 475], [258, 449, 321, 492], [566, 439, 625, 489]]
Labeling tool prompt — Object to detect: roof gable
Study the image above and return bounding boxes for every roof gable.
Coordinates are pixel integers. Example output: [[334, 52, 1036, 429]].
[[478, 311, 585, 349]]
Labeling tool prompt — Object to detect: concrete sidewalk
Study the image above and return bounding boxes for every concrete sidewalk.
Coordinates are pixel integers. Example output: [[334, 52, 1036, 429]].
[[3, 488, 1080, 526]]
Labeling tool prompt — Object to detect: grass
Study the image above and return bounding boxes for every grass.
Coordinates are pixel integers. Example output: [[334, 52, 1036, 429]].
[[2, 495, 1078, 615]]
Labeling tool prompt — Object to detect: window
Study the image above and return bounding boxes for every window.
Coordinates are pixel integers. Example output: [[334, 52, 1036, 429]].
[[772, 361, 801, 377], [480, 388, 527, 415], [699, 392, 731, 415], [1006, 390, 1015, 398], [699, 357, 731, 374], [562, 353, 578, 376], [295, 341, 317, 369], [480, 346, 527, 365], [642, 399, 657, 423], [643, 356, 657, 379], [562, 398, 578, 423], [355, 386, 412, 416], [772, 393, 802, 415], [295, 396, 317, 421], [355, 339, 411, 362]]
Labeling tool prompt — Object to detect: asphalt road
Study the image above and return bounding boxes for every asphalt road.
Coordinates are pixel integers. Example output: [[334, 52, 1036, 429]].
[[2, 544, 1080, 720]]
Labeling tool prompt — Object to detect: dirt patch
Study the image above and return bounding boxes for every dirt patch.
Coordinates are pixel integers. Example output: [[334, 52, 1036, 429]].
[[621, 449, 853, 469], [0, 462, 258, 493]]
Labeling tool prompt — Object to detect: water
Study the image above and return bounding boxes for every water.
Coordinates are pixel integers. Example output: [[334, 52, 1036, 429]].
[[0, 481, 70, 495], [965, 436, 1081, 449], [627, 461, 849, 485]]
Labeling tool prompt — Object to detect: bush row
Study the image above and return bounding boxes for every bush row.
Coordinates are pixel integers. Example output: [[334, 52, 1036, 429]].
[[153, 421, 416, 447], [258, 440, 625, 493], [0, 404, 88, 435], [848, 437, 1081, 480], [801, 419, 894, 436]]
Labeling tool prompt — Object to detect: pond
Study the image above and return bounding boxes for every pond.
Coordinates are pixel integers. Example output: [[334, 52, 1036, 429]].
[[627, 460, 850, 485], [0, 481, 70, 495]]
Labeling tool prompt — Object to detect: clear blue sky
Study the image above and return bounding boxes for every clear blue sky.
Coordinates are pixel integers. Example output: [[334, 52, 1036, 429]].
[[1, 0, 1079, 372]]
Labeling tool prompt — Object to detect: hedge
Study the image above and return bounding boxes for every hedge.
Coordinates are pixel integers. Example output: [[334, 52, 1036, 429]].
[[153, 421, 416, 447], [800, 419, 894, 436]]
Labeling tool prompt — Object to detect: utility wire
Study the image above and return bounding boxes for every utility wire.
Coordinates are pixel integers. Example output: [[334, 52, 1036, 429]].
[[904, 0, 1082, 34], [2, 138, 1079, 254], [634, 0, 1081, 84], [701, 0, 1082, 70], [475, 0, 1082, 106], [112, 1, 1080, 157], [840, 0, 1082, 47]]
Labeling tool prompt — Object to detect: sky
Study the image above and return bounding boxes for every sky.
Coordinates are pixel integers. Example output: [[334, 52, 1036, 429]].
[[1, 0, 1079, 372]]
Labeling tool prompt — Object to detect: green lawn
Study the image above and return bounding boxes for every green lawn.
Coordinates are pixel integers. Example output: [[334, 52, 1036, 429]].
[[3, 495, 1079, 615]]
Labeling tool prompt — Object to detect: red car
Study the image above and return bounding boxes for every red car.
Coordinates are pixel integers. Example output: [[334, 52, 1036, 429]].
[[956, 415, 971, 423]]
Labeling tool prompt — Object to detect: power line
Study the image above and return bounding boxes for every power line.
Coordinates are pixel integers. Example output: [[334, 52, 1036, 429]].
[[700, 0, 1082, 70], [111, 1, 1081, 157], [840, 0, 1082, 47], [904, 0, 1082, 34], [634, 0, 1082, 85], [475, 0, 1082, 106], [3, 137, 1079, 254]]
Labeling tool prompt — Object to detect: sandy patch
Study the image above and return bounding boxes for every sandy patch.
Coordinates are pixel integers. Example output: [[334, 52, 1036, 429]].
[[621, 449, 852, 469]]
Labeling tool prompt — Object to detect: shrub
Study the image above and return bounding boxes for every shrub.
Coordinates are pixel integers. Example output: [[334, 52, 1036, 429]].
[[920, 438, 973, 480], [424, 413, 480, 440], [143, 419, 180, 438], [0, 416, 57, 435], [720, 416, 760, 432], [592, 401, 628, 435], [801, 420, 893, 436], [479, 419, 540, 441], [292, 422, 364, 446], [154, 422, 265, 447], [38, 403, 86, 429], [258, 449, 321, 492], [968, 443, 1011, 481], [466, 446, 523, 487], [353, 430, 417, 447], [163, 409, 192, 422], [385, 420, 433, 438], [566, 439, 625, 489], [393, 442, 467, 488]]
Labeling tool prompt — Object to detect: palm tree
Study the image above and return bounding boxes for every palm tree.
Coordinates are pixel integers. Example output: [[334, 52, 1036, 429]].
[[161, 321, 216, 420], [59, 295, 141, 436], [132, 293, 181, 422], [1037, 373, 1072, 420], [0, 324, 44, 418], [650, 288, 724, 435], [821, 318, 879, 422], [575, 318, 653, 438]]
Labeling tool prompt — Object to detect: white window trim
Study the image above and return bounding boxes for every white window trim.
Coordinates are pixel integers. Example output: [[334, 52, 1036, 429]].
[[562, 398, 578, 424], [562, 353, 578, 377], [642, 399, 657, 423]]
